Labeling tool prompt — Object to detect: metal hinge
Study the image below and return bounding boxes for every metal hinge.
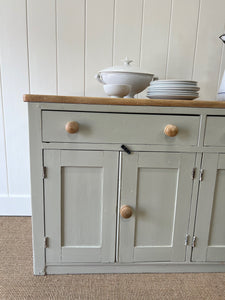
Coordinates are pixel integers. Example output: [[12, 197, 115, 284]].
[[199, 169, 204, 182], [191, 168, 196, 180], [43, 166, 47, 179], [191, 235, 197, 248], [184, 234, 190, 246], [44, 237, 49, 248]]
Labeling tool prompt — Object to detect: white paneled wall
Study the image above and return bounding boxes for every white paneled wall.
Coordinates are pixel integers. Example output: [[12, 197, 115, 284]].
[[57, 0, 85, 96], [166, 0, 200, 79], [113, 0, 143, 66], [0, 0, 31, 215], [0, 0, 225, 215], [0, 70, 8, 198], [27, 0, 57, 94], [85, 0, 115, 96], [192, 0, 225, 100], [141, 0, 172, 79]]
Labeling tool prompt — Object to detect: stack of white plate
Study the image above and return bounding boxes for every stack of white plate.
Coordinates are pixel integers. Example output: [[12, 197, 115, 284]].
[[147, 80, 200, 100]]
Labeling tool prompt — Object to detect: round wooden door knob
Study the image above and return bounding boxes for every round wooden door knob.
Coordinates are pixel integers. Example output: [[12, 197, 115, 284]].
[[164, 124, 178, 137], [65, 121, 79, 134], [120, 205, 133, 219]]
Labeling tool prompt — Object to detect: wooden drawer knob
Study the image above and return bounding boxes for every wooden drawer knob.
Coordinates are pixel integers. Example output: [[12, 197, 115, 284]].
[[120, 205, 133, 219], [65, 121, 79, 134], [164, 124, 178, 137]]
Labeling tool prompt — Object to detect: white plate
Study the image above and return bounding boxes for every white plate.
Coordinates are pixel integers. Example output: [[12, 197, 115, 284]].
[[147, 89, 199, 93], [147, 92, 199, 96], [150, 82, 197, 87], [147, 95, 198, 100], [150, 85, 198, 89], [148, 86, 200, 91], [151, 79, 197, 85]]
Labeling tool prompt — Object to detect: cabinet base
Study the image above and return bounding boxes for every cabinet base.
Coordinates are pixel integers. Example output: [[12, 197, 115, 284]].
[[42, 263, 225, 275]]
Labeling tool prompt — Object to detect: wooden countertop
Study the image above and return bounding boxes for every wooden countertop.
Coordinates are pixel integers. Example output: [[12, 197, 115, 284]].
[[23, 94, 225, 108]]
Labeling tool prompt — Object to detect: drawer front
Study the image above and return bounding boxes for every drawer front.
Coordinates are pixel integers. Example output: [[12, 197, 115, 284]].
[[42, 111, 200, 145], [204, 116, 225, 146]]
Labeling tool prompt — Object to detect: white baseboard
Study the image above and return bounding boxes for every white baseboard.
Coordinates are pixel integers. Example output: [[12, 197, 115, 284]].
[[0, 195, 31, 216]]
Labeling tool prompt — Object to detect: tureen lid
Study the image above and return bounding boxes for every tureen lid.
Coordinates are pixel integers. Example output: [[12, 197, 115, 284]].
[[99, 57, 153, 75]]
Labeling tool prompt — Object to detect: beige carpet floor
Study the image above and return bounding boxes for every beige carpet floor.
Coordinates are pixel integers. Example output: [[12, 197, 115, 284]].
[[0, 217, 225, 300]]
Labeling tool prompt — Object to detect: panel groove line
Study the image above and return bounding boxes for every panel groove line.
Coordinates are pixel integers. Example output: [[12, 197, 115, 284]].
[[191, 0, 202, 80], [25, 0, 31, 93], [170, 166, 179, 248], [0, 67, 9, 195], [115, 151, 122, 263], [112, 0, 116, 66], [138, 0, 145, 67], [84, 0, 87, 95], [165, 0, 174, 79], [55, 0, 58, 95], [217, 42, 225, 91]]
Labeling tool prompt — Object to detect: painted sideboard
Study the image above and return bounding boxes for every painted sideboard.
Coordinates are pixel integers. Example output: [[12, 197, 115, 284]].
[[24, 95, 225, 275]]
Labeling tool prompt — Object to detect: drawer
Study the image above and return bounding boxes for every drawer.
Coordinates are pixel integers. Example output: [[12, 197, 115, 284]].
[[42, 110, 200, 145], [204, 116, 225, 146]]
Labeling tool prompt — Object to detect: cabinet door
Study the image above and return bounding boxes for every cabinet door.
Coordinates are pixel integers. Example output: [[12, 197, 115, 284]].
[[119, 152, 195, 262], [44, 150, 118, 264], [192, 153, 225, 262]]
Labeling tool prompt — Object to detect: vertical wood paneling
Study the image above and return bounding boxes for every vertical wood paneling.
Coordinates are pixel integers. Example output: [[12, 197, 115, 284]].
[[166, 0, 200, 80], [193, 0, 225, 100], [141, 0, 172, 79], [1, 0, 225, 215], [56, 0, 85, 96], [217, 43, 225, 93], [113, 0, 143, 67], [0, 70, 8, 196], [27, 0, 57, 94], [0, 0, 30, 196], [140, 0, 172, 98], [85, 0, 114, 96]]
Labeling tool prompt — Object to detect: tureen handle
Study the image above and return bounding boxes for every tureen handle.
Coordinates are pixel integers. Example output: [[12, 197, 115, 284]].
[[95, 72, 105, 84]]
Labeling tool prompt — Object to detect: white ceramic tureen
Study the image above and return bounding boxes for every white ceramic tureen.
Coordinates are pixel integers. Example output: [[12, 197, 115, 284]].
[[95, 57, 154, 98]]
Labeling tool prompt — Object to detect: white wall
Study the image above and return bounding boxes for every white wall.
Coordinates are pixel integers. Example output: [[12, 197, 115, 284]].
[[0, 0, 225, 215]]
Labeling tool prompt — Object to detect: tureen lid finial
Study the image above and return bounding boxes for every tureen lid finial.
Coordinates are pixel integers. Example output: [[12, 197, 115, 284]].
[[220, 34, 225, 43], [121, 57, 133, 66]]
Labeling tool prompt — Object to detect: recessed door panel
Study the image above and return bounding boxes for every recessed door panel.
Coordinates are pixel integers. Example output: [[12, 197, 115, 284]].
[[44, 150, 118, 264], [208, 169, 225, 247], [61, 166, 103, 247], [135, 167, 178, 247], [192, 153, 225, 262], [119, 152, 195, 262]]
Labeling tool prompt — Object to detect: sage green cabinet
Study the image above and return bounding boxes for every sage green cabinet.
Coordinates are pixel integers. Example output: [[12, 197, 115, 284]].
[[44, 149, 196, 265], [27, 102, 225, 274], [44, 149, 118, 263], [119, 152, 195, 262], [192, 153, 225, 262]]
